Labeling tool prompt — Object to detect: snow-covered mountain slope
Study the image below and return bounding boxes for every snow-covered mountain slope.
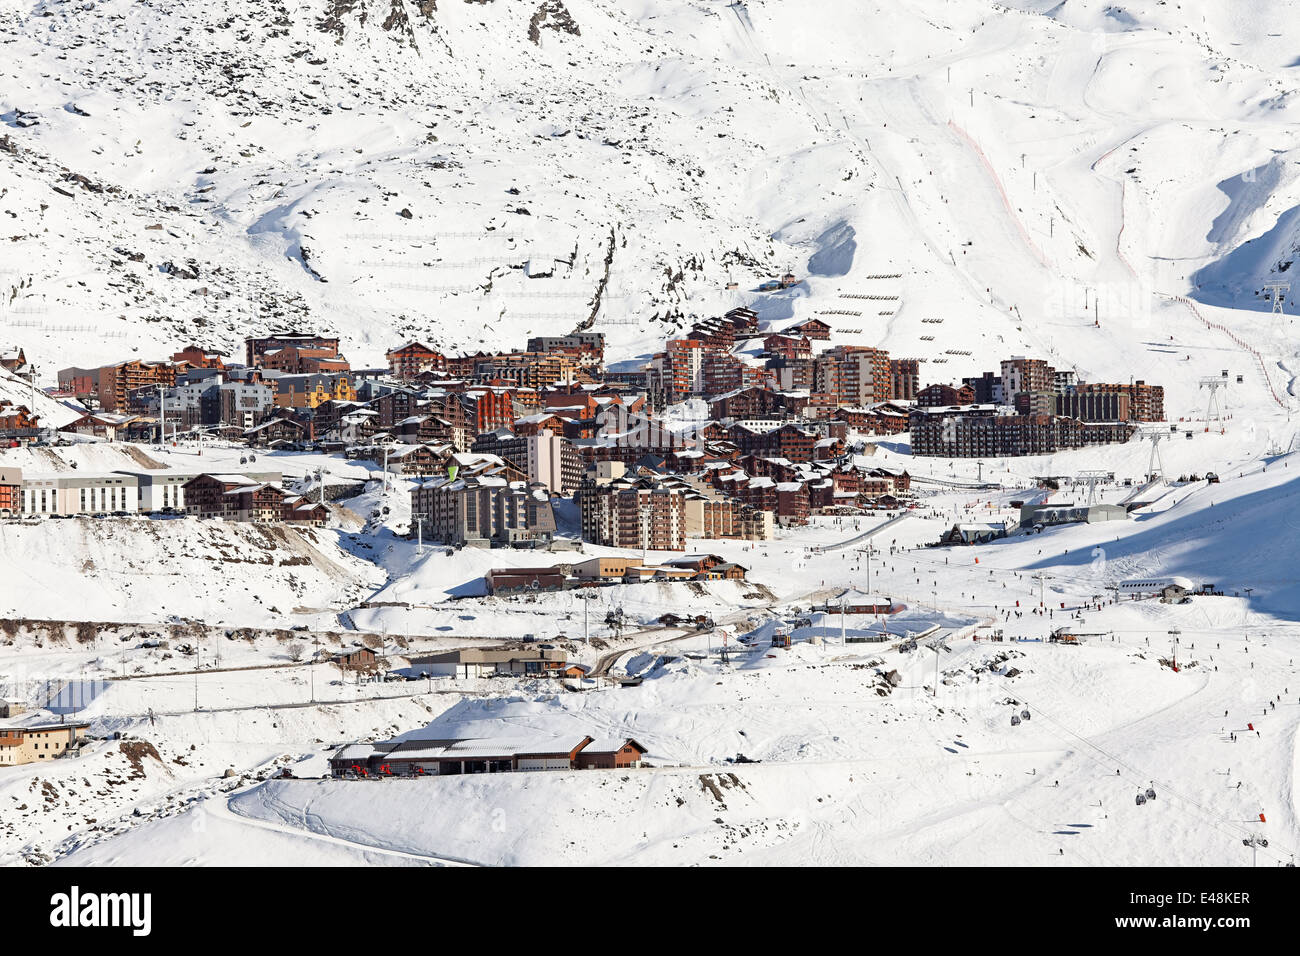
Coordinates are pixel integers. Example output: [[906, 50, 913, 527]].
[[0, 368, 80, 426], [0, 517, 383, 627], [3, 0, 1300, 411]]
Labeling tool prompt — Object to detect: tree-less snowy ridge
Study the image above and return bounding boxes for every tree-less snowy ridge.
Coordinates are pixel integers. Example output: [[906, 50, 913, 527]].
[[2, 0, 1300, 868]]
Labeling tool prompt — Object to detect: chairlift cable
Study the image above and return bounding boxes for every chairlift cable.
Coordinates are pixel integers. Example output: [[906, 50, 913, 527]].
[[1008, 691, 1296, 863]]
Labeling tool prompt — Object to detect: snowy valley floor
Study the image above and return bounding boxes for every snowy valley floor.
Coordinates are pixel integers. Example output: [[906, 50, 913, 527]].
[[2, 452, 1298, 864], [34, 612, 1300, 867]]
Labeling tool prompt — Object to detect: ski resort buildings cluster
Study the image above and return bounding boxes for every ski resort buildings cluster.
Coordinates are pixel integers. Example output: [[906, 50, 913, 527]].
[[0, 311, 1169, 551]]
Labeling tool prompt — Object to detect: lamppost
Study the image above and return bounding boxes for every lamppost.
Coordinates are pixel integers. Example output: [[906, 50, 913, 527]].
[[313, 466, 330, 505], [310, 633, 320, 703], [155, 383, 169, 445], [379, 441, 399, 497]]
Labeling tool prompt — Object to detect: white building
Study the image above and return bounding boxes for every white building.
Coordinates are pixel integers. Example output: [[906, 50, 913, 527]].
[[21, 473, 140, 515], [118, 470, 195, 512], [526, 428, 579, 494]]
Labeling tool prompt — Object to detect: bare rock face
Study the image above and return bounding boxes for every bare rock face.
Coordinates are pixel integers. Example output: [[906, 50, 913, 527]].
[[318, 0, 368, 41], [528, 1, 580, 45], [382, 0, 416, 45], [319, 0, 438, 45]]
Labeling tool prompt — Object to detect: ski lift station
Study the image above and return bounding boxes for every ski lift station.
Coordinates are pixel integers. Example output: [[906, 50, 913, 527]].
[[1113, 576, 1197, 598], [1019, 502, 1127, 529], [813, 588, 904, 615]]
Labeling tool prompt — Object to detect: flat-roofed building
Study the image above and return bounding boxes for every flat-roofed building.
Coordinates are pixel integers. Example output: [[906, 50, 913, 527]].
[[0, 721, 90, 766], [114, 470, 205, 512], [21, 472, 140, 515]]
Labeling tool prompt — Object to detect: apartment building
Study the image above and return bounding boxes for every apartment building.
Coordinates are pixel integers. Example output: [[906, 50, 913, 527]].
[[526, 429, 583, 495], [267, 372, 357, 410], [474, 351, 580, 390], [916, 383, 975, 407], [1074, 381, 1165, 422], [709, 386, 809, 421], [411, 474, 557, 548], [910, 406, 1136, 458], [576, 478, 686, 551], [1000, 357, 1056, 398], [525, 333, 605, 365], [889, 358, 921, 401], [647, 339, 707, 403], [1057, 390, 1131, 422], [245, 332, 342, 368], [97, 360, 182, 412], [813, 346, 892, 407], [386, 341, 446, 379], [171, 345, 227, 370], [701, 352, 771, 398]]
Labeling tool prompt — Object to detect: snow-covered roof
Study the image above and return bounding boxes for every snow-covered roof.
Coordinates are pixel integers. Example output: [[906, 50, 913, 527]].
[[427, 736, 589, 759], [331, 744, 379, 763], [223, 482, 282, 495], [582, 736, 643, 754]]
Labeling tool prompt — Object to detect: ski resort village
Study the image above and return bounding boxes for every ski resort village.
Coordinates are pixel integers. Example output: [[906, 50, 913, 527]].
[[0, 0, 1299, 873]]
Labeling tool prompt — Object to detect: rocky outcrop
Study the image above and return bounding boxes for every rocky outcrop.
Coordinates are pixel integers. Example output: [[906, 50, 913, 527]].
[[528, 1, 580, 45], [318, 0, 368, 41], [319, 0, 437, 45]]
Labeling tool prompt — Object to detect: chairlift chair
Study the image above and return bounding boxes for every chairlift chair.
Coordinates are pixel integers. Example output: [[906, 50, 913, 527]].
[[1010, 715, 1021, 727], [1145, 787, 1156, 801], [1135, 793, 1147, 806], [1021, 709, 1031, 720]]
